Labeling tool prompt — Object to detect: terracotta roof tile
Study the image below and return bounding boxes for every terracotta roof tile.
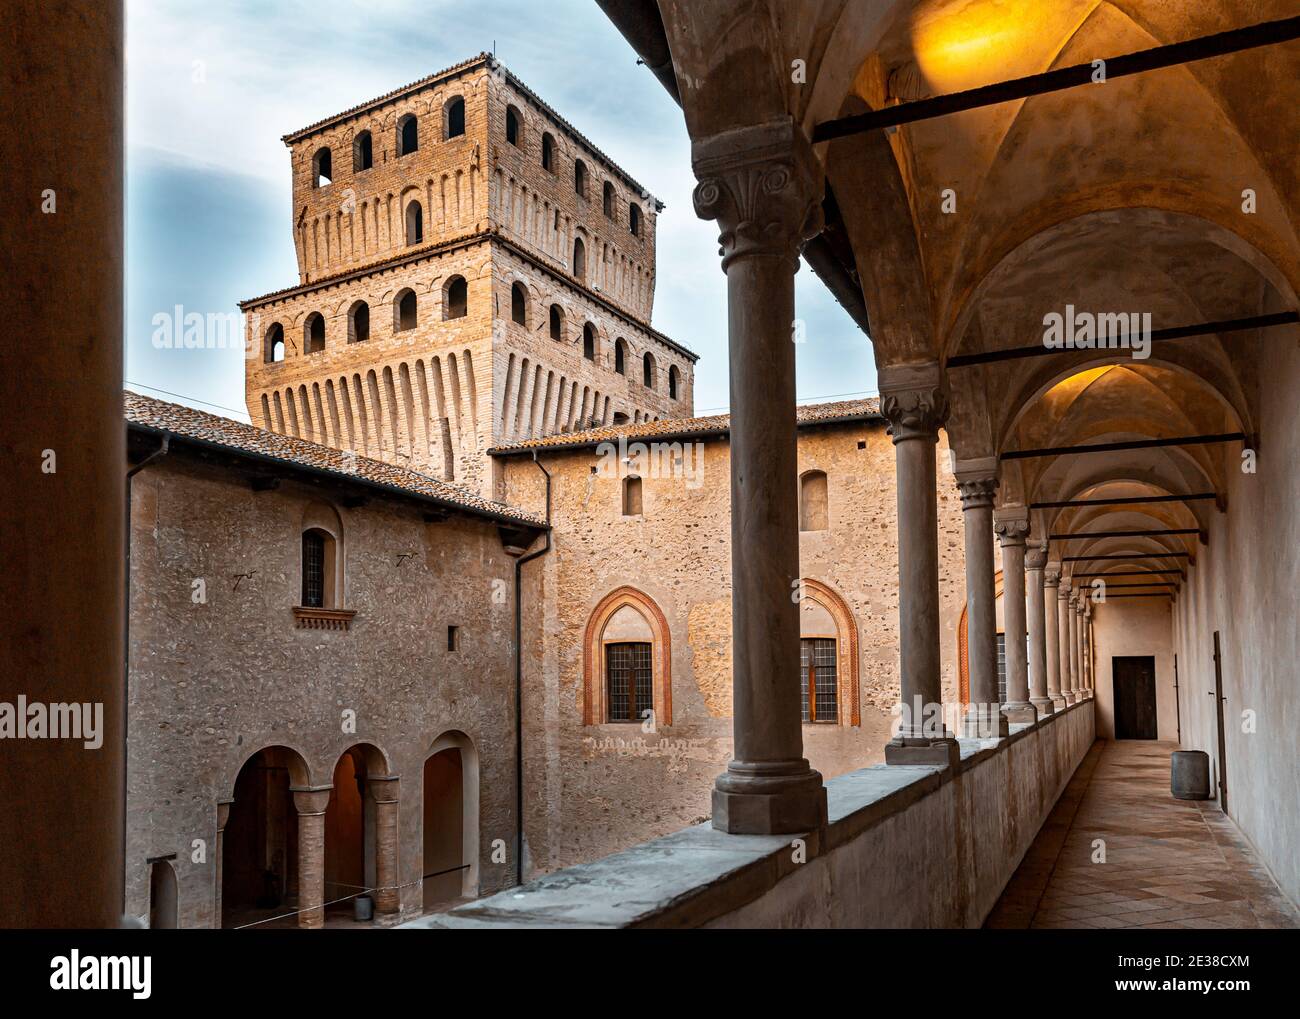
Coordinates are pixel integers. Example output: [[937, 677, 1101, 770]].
[[125, 391, 545, 528], [489, 397, 883, 455]]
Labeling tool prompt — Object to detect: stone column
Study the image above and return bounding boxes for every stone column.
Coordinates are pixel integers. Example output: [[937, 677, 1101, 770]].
[[1084, 604, 1095, 697], [955, 459, 1007, 738], [692, 117, 826, 833], [369, 776, 401, 914], [1059, 580, 1076, 704], [1025, 542, 1053, 717], [214, 799, 232, 929], [881, 363, 960, 766], [292, 786, 331, 929], [1044, 567, 1066, 710], [1071, 595, 1084, 701], [995, 506, 1035, 724]]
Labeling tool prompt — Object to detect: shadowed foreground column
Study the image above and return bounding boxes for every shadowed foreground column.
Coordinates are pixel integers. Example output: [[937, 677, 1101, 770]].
[[292, 787, 331, 928], [995, 506, 1035, 724], [882, 363, 960, 767], [955, 459, 1006, 738], [692, 118, 826, 833], [1030, 550, 1056, 715]]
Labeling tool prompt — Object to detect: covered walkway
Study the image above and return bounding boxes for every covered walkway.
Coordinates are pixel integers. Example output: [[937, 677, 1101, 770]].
[[988, 740, 1298, 929]]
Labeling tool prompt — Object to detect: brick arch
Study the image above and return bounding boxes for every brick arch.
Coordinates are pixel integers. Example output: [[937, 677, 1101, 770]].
[[957, 570, 1005, 705], [582, 586, 672, 726], [800, 578, 860, 727]]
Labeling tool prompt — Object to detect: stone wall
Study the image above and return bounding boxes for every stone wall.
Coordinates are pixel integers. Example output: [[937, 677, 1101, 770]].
[[125, 452, 523, 927], [505, 417, 971, 875]]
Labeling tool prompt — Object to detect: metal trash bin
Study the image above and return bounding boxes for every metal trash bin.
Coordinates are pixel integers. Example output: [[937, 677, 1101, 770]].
[[1171, 750, 1211, 800], [354, 894, 374, 922]]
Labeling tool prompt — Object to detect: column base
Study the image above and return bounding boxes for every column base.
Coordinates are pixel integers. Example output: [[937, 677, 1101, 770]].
[[1050, 695, 1067, 711], [711, 761, 826, 834], [961, 706, 1009, 739], [1062, 691, 1077, 704], [1002, 701, 1038, 724], [885, 734, 960, 768], [1030, 696, 1055, 716]]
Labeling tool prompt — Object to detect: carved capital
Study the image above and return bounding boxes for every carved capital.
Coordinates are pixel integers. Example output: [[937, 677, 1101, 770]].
[[993, 507, 1031, 547], [1044, 565, 1061, 588], [1025, 545, 1048, 570], [692, 118, 823, 271], [879, 362, 949, 444], [956, 476, 998, 510]]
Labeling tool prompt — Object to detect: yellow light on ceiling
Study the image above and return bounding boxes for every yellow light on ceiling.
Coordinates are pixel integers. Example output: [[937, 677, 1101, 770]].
[[909, 0, 1043, 93]]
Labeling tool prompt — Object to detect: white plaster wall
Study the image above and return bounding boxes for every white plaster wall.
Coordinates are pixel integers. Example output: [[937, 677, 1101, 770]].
[[1171, 322, 1299, 909], [1091, 599, 1176, 740]]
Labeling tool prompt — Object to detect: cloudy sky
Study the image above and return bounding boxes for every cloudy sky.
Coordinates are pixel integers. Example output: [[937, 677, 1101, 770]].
[[126, 0, 877, 421]]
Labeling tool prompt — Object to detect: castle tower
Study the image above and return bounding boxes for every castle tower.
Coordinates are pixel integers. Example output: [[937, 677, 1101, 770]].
[[240, 53, 697, 495]]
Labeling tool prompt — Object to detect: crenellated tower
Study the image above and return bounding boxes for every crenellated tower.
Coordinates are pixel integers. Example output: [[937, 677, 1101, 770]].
[[240, 53, 697, 495]]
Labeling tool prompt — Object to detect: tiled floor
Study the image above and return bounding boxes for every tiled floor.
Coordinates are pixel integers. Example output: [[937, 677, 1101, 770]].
[[987, 739, 1299, 929]]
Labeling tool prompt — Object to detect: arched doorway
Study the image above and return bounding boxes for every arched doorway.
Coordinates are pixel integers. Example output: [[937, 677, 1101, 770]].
[[220, 745, 309, 928], [422, 731, 478, 909], [323, 743, 390, 921], [148, 860, 177, 929]]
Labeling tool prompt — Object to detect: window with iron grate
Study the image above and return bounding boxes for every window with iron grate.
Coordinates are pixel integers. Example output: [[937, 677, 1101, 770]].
[[302, 530, 326, 608], [605, 641, 652, 722], [800, 637, 838, 723]]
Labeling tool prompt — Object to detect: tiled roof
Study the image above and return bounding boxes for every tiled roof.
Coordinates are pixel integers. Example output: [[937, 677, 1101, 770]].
[[125, 391, 546, 528], [489, 397, 883, 455]]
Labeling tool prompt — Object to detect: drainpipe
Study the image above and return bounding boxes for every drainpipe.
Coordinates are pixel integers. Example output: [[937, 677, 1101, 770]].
[[513, 451, 551, 886], [123, 433, 169, 917]]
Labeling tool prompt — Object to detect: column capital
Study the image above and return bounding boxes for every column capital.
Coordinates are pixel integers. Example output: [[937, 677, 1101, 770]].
[[291, 785, 332, 815], [1025, 543, 1049, 571], [692, 117, 823, 271], [879, 362, 949, 443], [953, 456, 998, 508], [1044, 565, 1061, 588], [993, 505, 1031, 547]]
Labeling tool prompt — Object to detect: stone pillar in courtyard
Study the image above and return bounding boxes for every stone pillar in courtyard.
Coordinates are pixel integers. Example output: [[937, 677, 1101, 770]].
[[1059, 580, 1076, 703], [955, 459, 1007, 737], [1070, 594, 1084, 701], [995, 506, 1035, 724], [882, 363, 961, 765], [692, 117, 826, 832], [369, 776, 401, 914], [292, 786, 331, 929], [214, 799, 232, 929], [1025, 541, 1053, 716], [1083, 602, 1094, 697], [1044, 567, 1066, 710]]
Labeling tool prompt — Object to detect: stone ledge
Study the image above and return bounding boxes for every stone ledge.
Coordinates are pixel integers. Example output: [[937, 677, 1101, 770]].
[[403, 701, 1091, 929]]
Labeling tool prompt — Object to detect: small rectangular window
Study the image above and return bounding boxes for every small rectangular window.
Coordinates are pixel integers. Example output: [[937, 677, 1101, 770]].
[[447, 625, 460, 652]]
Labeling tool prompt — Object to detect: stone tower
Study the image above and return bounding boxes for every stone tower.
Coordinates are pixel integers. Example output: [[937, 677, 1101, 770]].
[[241, 53, 697, 495]]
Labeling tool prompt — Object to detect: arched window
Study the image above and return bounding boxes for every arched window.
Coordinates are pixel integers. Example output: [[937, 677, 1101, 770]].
[[395, 289, 417, 332], [797, 579, 860, 726], [148, 861, 177, 929], [583, 588, 672, 725], [505, 105, 521, 146], [264, 323, 285, 364], [614, 338, 628, 375], [668, 364, 680, 400], [301, 528, 334, 607], [348, 301, 369, 343], [642, 352, 656, 389], [444, 97, 465, 139], [613, 411, 629, 425], [572, 237, 586, 280], [353, 131, 372, 172], [549, 304, 564, 341], [799, 470, 829, 531], [299, 503, 345, 613], [312, 147, 332, 188], [622, 475, 643, 517], [541, 132, 556, 173], [405, 200, 424, 245], [602, 181, 615, 218], [629, 202, 641, 236], [574, 159, 588, 197], [582, 322, 596, 360], [510, 282, 527, 326], [397, 113, 419, 156], [444, 276, 468, 320], [304, 312, 325, 354]]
